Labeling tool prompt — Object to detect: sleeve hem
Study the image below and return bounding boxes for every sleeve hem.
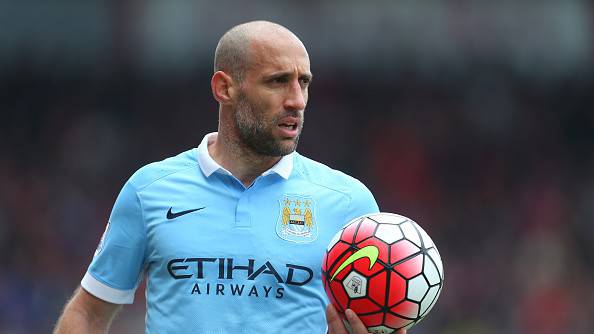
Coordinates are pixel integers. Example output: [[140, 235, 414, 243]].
[[81, 272, 136, 304]]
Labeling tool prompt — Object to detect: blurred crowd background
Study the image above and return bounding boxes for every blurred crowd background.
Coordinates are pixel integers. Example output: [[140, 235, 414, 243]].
[[2, 1, 593, 333]]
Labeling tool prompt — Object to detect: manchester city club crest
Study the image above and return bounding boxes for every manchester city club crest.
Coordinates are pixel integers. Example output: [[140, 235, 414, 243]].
[[276, 195, 318, 243]]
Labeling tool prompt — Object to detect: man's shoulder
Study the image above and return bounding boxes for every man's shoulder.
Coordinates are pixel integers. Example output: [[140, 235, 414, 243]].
[[293, 153, 369, 194], [127, 148, 198, 190]]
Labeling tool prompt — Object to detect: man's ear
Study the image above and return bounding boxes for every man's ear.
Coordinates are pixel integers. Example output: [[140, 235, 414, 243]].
[[211, 71, 237, 104]]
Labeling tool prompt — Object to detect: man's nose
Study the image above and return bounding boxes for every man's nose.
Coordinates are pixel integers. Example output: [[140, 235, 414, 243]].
[[284, 80, 306, 111]]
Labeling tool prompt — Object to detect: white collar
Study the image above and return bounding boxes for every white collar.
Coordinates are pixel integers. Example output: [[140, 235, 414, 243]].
[[197, 132, 294, 180]]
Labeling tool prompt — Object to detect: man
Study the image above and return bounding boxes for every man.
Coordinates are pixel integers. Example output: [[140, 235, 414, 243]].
[[54, 21, 407, 334]]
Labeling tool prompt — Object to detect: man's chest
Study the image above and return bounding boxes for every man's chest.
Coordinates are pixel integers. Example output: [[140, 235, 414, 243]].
[[140, 179, 351, 283]]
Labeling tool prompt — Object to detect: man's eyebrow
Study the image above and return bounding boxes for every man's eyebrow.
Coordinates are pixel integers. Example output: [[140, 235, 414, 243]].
[[264, 71, 313, 80], [264, 71, 292, 79], [265, 72, 290, 79]]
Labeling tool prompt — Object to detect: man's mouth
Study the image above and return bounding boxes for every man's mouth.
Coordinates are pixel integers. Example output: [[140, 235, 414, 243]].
[[277, 117, 301, 137], [279, 122, 298, 131]]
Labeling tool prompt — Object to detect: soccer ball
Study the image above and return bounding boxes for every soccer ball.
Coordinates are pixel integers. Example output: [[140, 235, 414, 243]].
[[322, 213, 444, 333]]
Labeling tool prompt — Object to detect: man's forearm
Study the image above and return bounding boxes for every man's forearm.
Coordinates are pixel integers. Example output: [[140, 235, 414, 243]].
[[54, 305, 107, 334], [54, 287, 121, 334]]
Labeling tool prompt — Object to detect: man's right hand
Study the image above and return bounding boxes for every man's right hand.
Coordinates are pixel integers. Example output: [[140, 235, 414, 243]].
[[326, 304, 407, 334]]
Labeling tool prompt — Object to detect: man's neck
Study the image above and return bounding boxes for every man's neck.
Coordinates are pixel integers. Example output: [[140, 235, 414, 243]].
[[208, 132, 281, 187]]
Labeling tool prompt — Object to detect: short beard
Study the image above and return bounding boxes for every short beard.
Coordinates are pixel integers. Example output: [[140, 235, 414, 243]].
[[234, 92, 303, 157]]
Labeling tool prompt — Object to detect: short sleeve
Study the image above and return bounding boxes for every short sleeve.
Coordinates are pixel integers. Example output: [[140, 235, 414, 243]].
[[81, 180, 147, 304], [346, 180, 380, 221]]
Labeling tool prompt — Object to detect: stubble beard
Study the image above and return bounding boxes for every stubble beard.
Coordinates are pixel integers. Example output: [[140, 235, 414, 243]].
[[234, 93, 304, 157]]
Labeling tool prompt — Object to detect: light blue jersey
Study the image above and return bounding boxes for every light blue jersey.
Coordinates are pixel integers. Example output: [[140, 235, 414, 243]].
[[82, 133, 379, 333]]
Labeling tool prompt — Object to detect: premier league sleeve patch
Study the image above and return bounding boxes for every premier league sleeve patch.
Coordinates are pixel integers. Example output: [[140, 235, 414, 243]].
[[276, 195, 318, 243], [94, 221, 110, 256]]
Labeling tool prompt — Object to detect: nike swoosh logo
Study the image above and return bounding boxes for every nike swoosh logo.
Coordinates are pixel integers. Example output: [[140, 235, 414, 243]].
[[331, 245, 379, 281], [166, 207, 205, 219]]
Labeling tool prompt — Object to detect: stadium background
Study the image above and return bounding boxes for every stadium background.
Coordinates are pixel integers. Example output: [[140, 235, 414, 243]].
[[2, 1, 593, 333]]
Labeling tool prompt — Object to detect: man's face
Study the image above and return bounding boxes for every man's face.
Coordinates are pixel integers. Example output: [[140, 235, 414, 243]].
[[233, 35, 312, 157]]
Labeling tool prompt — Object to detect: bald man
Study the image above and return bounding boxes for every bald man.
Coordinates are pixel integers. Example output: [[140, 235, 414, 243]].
[[54, 21, 405, 334]]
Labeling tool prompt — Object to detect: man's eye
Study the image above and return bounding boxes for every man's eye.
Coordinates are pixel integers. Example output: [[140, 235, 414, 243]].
[[273, 77, 288, 83]]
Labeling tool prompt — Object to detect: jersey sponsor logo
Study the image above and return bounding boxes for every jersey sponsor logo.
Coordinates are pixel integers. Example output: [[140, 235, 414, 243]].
[[166, 206, 205, 219], [167, 257, 313, 299], [276, 195, 318, 243], [330, 245, 379, 281]]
